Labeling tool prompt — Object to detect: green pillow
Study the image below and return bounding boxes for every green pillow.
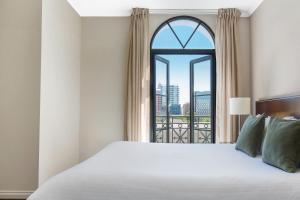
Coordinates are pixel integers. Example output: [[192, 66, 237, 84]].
[[262, 118, 300, 173], [235, 114, 266, 157]]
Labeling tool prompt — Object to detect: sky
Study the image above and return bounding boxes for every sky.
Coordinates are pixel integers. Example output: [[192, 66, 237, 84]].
[[153, 19, 214, 105]]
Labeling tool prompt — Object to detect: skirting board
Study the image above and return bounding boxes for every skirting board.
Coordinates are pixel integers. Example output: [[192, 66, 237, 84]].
[[0, 190, 34, 199]]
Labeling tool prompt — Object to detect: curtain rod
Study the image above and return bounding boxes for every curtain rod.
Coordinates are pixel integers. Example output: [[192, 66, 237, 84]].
[[149, 9, 250, 17]]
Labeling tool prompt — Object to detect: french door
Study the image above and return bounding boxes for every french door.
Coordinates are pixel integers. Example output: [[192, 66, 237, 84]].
[[151, 50, 216, 143]]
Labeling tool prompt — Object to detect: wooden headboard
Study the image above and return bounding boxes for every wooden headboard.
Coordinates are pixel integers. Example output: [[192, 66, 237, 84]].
[[256, 95, 300, 119]]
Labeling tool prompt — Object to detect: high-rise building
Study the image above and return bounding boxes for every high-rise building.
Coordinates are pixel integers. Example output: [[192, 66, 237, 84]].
[[182, 102, 190, 115], [168, 85, 180, 106], [156, 89, 162, 115], [156, 84, 167, 115], [157, 84, 181, 115], [194, 91, 211, 116], [158, 84, 179, 105]]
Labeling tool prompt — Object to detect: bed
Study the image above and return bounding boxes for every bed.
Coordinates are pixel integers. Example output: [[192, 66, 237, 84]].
[[28, 95, 300, 200]]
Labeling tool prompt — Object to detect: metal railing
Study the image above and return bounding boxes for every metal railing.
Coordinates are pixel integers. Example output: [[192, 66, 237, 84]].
[[155, 115, 211, 143]]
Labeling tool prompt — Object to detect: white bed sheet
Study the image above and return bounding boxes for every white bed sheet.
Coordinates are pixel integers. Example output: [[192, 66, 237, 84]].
[[29, 142, 300, 200]]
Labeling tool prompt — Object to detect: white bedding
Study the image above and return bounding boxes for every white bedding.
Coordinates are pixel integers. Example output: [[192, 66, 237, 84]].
[[29, 142, 300, 200]]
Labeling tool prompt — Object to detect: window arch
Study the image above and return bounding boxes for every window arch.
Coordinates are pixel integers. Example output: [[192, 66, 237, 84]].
[[150, 16, 216, 144], [151, 16, 215, 50]]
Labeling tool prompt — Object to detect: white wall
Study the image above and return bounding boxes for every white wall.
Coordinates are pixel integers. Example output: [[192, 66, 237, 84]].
[[80, 17, 129, 160], [251, 0, 300, 103], [0, 0, 41, 196], [39, 0, 81, 185], [80, 14, 251, 160]]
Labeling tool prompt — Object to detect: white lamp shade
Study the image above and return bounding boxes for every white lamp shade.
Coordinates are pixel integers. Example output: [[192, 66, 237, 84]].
[[229, 97, 251, 115]]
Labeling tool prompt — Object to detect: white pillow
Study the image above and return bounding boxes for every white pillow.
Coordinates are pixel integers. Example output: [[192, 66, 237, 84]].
[[283, 116, 298, 121], [265, 116, 271, 129]]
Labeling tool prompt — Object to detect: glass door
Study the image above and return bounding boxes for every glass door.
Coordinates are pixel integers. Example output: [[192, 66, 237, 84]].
[[153, 54, 215, 143], [154, 56, 169, 143], [190, 56, 214, 143]]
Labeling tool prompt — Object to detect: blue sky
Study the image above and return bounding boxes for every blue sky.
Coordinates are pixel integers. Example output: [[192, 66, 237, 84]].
[[154, 20, 214, 105], [152, 19, 214, 49]]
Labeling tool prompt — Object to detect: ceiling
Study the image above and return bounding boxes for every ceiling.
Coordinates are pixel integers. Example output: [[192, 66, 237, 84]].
[[67, 0, 264, 17]]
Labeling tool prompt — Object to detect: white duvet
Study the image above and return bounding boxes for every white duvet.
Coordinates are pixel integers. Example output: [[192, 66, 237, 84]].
[[29, 142, 300, 200]]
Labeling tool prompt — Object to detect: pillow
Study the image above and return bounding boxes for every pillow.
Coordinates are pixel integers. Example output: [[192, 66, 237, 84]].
[[257, 114, 270, 132], [283, 116, 298, 121], [262, 118, 300, 173], [235, 114, 266, 157], [265, 116, 272, 129]]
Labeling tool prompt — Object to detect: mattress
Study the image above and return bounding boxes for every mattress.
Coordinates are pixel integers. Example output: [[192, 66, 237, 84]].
[[28, 142, 300, 200]]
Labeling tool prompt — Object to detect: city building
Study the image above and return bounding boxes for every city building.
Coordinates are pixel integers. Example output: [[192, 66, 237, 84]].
[[158, 84, 179, 105], [182, 102, 190, 115], [157, 84, 181, 115], [194, 91, 211, 116], [169, 104, 181, 115]]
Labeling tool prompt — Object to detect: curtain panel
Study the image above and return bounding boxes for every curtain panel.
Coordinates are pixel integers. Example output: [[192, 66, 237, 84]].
[[215, 8, 241, 143], [125, 8, 150, 142]]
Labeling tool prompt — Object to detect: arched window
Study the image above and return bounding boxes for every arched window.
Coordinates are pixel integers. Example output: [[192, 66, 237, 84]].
[[150, 16, 216, 144]]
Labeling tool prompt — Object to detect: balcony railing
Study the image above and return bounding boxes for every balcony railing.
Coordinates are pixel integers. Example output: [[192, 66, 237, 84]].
[[155, 115, 211, 143]]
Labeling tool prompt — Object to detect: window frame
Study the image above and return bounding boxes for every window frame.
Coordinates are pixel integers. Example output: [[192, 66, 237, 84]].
[[150, 16, 216, 143]]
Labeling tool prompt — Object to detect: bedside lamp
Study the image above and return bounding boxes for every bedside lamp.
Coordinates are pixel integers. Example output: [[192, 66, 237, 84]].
[[229, 97, 251, 132]]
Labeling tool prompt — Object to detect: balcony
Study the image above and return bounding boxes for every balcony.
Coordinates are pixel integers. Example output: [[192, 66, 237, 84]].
[[154, 115, 212, 143]]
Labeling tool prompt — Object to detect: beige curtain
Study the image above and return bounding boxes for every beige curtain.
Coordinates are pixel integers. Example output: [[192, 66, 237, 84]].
[[125, 8, 150, 142], [215, 8, 241, 143]]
